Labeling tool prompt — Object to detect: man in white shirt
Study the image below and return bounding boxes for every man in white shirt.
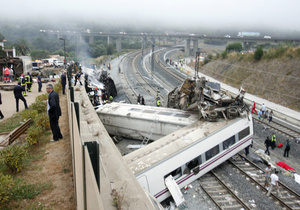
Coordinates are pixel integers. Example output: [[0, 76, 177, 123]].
[[261, 103, 266, 115], [266, 171, 281, 197], [264, 164, 272, 189]]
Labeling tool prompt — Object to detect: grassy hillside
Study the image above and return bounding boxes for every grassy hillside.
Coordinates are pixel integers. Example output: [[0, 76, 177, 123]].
[[194, 46, 300, 111]]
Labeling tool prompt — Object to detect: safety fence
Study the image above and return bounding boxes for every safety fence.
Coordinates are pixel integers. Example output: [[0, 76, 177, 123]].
[[67, 86, 104, 210]]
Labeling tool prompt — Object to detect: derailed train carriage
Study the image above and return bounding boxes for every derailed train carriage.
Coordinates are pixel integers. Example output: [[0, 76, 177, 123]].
[[123, 76, 253, 203]]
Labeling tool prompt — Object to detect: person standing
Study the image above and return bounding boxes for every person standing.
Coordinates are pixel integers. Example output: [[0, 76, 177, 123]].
[[19, 74, 27, 96], [61, 71, 67, 95], [261, 103, 266, 115], [266, 171, 281, 197], [0, 92, 4, 119], [37, 72, 42, 92], [264, 136, 271, 155], [271, 133, 276, 149], [13, 82, 28, 112], [269, 110, 274, 123], [258, 110, 262, 121], [251, 101, 257, 114], [25, 72, 33, 92], [264, 164, 272, 190], [156, 97, 161, 107], [46, 84, 63, 142], [9, 67, 13, 82], [4, 67, 9, 83], [283, 139, 291, 157], [141, 96, 145, 105], [137, 94, 141, 104]]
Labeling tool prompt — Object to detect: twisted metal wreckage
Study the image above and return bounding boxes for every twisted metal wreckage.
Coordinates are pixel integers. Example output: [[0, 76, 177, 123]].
[[167, 77, 250, 121]]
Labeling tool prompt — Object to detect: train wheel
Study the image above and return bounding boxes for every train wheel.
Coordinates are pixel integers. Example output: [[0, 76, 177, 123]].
[[228, 108, 238, 118]]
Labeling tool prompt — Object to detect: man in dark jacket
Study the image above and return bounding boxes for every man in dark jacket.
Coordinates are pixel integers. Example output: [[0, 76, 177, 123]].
[[46, 84, 63, 142], [61, 71, 67, 95], [14, 82, 28, 112], [264, 136, 271, 155]]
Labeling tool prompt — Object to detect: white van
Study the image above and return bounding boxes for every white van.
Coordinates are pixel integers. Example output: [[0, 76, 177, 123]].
[[54, 61, 64, 68]]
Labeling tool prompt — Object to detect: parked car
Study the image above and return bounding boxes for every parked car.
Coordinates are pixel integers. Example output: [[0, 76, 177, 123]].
[[54, 61, 64, 68]]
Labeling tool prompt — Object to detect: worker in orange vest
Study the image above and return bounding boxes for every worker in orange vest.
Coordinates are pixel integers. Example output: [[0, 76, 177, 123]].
[[4, 67, 9, 83]]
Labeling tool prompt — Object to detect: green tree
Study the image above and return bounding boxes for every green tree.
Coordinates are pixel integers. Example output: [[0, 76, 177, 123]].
[[92, 44, 107, 57], [254, 47, 264, 61], [226, 42, 243, 52], [30, 49, 50, 60], [14, 38, 31, 56], [0, 32, 5, 41]]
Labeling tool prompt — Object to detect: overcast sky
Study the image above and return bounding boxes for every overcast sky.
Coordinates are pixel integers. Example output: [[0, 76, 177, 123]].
[[3, 0, 300, 32]]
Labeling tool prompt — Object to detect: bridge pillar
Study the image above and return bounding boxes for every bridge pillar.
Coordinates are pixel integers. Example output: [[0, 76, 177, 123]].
[[116, 37, 122, 53], [79, 35, 83, 43], [192, 39, 198, 56], [89, 36, 94, 44], [107, 36, 112, 45], [185, 39, 191, 56], [142, 37, 147, 49]]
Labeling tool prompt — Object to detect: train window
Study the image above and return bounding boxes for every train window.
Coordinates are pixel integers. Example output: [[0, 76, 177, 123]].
[[174, 113, 191, 118], [205, 145, 220, 161], [164, 167, 182, 180], [223, 135, 235, 149], [158, 111, 172, 116], [238, 127, 250, 141], [129, 108, 142, 112]]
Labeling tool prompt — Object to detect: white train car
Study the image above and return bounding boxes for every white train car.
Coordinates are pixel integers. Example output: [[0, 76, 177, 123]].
[[124, 113, 253, 203], [96, 102, 199, 141]]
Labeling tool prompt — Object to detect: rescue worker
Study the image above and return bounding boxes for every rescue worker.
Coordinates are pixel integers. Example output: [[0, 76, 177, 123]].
[[156, 97, 161, 107], [271, 133, 276, 149], [74, 72, 82, 86], [25, 72, 33, 92], [4, 67, 9, 83], [19, 74, 27, 96]]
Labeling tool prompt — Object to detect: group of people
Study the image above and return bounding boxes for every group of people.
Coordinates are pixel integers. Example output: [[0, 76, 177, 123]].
[[264, 134, 291, 157], [264, 164, 282, 197], [252, 102, 274, 123], [3, 66, 14, 83], [137, 94, 145, 105]]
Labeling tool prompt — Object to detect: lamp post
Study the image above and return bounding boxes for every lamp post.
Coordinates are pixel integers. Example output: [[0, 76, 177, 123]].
[[59, 38, 66, 68]]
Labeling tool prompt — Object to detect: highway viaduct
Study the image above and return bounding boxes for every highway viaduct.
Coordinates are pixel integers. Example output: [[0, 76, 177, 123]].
[[42, 30, 300, 56]]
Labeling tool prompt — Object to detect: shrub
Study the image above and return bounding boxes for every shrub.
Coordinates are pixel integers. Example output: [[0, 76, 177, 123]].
[[0, 173, 14, 204], [35, 93, 48, 102], [254, 47, 264, 61], [35, 113, 50, 130], [21, 109, 38, 121], [0, 145, 28, 173], [54, 82, 62, 93], [26, 126, 43, 145], [30, 100, 47, 113], [226, 42, 243, 52], [221, 51, 228, 59]]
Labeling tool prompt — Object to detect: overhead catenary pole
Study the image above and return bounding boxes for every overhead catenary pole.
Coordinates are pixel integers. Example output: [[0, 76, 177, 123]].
[[59, 37, 66, 69]]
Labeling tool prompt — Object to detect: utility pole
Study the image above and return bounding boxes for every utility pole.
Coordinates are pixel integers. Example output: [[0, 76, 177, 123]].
[[150, 37, 155, 78], [59, 38, 66, 69], [195, 51, 200, 79]]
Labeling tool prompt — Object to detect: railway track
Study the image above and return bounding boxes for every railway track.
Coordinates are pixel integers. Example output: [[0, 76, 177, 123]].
[[229, 154, 300, 210], [200, 171, 250, 210], [252, 115, 300, 140]]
